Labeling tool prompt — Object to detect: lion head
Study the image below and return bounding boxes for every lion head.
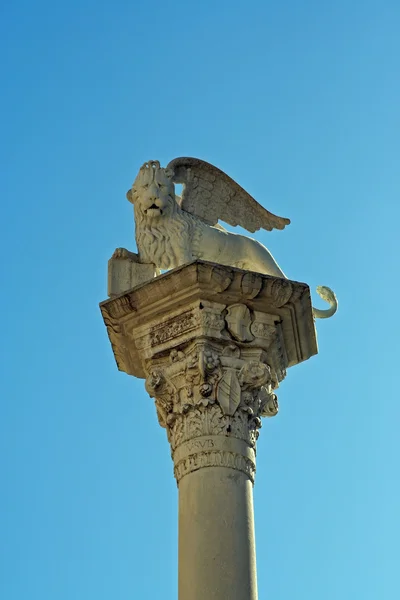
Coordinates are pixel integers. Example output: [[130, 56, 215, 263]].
[[126, 161, 176, 221], [126, 161, 195, 270]]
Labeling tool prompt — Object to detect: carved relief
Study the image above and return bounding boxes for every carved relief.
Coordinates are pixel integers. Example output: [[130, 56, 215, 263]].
[[217, 369, 241, 416], [145, 368, 176, 429], [199, 300, 226, 334], [250, 312, 287, 386], [100, 257, 325, 490], [225, 304, 254, 342], [240, 272, 263, 299], [267, 278, 293, 307], [138, 289, 289, 484], [251, 320, 276, 342], [238, 361, 271, 390], [174, 450, 256, 484], [100, 300, 136, 375], [143, 333, 282, 486], [259, 387, 279, 417], [197, 264, 233, 293], [222, 344, 241, 358], [206, 405, 228, 436], [150, 310, 198, 346], [100, 308, 127, 373], [200, 347, 220, 378]]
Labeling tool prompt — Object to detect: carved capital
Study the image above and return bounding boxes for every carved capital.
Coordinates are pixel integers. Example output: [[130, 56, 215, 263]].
[[144, 335, 279, 485], [100, 262, 318, 485]]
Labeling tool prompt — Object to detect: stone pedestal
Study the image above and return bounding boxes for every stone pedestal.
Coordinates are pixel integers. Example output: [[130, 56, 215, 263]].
[[100, 260, 317, 600], [107, 251, 155, 297]]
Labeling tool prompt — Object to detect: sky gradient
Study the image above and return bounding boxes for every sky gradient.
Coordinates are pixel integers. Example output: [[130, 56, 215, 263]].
[[1, 1, 399, 598]]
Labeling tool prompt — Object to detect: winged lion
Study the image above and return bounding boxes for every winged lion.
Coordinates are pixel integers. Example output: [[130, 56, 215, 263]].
[[115, 158, 337, 319]]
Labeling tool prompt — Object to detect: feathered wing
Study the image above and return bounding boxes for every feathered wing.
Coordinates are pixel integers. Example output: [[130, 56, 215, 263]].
[[166, 157, 290, 233]]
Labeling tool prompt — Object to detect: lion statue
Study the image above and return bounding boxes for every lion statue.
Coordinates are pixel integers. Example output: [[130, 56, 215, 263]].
[[115, 158, 337, 319]]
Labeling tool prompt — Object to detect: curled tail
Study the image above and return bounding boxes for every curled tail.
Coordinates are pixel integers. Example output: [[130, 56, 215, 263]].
[[313, 286, 338, 319]]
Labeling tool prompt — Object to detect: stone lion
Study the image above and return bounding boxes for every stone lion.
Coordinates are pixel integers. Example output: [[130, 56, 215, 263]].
[[116, 158, 337, 319]]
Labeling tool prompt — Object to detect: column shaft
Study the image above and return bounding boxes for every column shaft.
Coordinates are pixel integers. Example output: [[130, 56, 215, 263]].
[[178, 467, 258, 600]]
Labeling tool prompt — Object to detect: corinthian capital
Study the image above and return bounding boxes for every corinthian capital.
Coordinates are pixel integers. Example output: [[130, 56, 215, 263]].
[[100, 261, 317, 484], [144, 339, 278, 483]]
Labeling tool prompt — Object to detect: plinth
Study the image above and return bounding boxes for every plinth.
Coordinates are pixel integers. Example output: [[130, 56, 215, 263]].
[[100, 260, 317, 600]]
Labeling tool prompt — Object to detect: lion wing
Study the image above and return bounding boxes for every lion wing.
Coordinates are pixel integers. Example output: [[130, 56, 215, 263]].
[[166, 157, 290, 233]]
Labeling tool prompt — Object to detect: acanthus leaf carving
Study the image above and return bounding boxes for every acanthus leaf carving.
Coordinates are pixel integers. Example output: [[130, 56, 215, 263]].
[[143, 332, 281, 483], [184, 408, 205, 440], [206, 405, 228, 436]]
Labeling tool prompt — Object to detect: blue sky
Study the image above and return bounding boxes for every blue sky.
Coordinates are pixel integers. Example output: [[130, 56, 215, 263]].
[[1, 1, 399, 598]]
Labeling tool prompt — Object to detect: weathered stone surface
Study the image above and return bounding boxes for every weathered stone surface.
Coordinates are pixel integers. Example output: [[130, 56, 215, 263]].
[[107, 250, 154, 297], [100, 260, 317, 381], [178, 468, 257, 600]]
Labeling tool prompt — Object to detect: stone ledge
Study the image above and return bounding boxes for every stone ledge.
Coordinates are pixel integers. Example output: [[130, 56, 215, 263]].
[[99, 260, 317, 380]]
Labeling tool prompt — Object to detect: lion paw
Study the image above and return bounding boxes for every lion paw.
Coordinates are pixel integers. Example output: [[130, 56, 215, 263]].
[[111, 247, 139, 261]]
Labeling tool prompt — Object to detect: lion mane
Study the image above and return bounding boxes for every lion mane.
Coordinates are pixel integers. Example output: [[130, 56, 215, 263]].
[[135, 205, 195, 271], [129, 161, 203, 271]]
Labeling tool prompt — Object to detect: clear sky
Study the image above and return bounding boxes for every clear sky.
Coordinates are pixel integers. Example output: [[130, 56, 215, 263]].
[[1, 1, 399, 598]]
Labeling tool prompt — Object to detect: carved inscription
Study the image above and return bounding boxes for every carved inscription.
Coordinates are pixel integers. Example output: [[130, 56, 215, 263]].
[[150, 310, 198, 346], [186, 438, 215, 452]]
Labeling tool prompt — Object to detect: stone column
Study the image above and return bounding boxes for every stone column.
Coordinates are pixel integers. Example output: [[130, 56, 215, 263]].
[[100, 261, 317, 600]]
